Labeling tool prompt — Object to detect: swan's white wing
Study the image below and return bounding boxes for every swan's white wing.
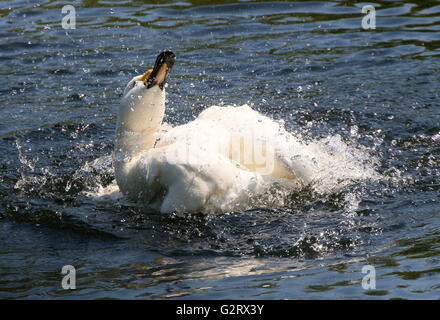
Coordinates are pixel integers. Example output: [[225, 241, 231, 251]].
[[138, 136, 271, 213], [196, 105, 319, 183]]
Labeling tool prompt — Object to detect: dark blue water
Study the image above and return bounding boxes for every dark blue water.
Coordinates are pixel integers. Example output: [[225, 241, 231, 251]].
[[1, 0, 439, 299]]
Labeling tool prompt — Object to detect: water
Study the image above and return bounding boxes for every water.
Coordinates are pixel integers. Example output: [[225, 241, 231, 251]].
[[1, 0, 439, 299]]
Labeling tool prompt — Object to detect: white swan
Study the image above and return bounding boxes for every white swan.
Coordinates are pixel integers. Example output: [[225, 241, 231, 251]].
[[113, 51, 373, 213]]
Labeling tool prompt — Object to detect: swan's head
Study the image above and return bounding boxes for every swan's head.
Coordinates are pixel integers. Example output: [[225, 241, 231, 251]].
[[122, 50, 176, 97], [118, 50, 175, 133]]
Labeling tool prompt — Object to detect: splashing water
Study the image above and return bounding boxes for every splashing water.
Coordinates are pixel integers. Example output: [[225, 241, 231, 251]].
[[84, 104, 381, 214]]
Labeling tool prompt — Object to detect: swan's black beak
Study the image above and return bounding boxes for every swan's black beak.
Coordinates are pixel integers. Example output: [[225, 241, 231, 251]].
[[146, 50, 176, 90]]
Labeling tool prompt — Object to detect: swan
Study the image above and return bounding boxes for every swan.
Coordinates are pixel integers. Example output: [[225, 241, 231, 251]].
[[113, 50, 351, 213]]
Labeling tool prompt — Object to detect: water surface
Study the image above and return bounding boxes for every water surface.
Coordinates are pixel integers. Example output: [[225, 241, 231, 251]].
[[1, 0, 440, 299]]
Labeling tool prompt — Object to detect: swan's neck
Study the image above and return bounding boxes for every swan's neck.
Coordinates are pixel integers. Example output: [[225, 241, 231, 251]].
[[115, 85, 165, 157]]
